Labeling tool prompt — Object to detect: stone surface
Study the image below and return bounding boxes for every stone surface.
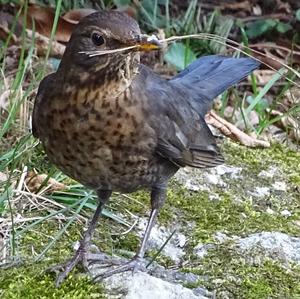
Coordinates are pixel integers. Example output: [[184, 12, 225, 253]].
[[251, 186, 270, 197], [280, 209, 292, 217], [93, 271, 210, 299], [88, 252, 212, 298], [272, 181, 287, 191], [236, 231, 300, 265], [258, 166, 279, 178], [194, 243, 215, 259], [174, 164, 242, 192], [137, 219, 186, 263]]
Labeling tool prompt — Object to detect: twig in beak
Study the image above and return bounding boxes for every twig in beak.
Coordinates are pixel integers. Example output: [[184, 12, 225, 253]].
[[79, 45, 138, 57]]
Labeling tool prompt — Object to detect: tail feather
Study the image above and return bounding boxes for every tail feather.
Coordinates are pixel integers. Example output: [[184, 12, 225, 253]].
[[170, 55, 260, 115]]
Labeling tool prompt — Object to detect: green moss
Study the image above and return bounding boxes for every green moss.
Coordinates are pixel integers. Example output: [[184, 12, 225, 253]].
[[224, 141, 300, 187], [19, 219, 83, 262], [121, 190, 149, 215], [184, 244, 300, 298], [146, 250, 176, 268], [0, 264, 105, 299], [113, 232, 140, 254], [162, 187, 299, 247]]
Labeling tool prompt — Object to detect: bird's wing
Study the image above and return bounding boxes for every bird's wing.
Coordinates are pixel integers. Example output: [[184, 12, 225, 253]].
[[135, 65, 224, 169], [155, 116, 224, 168], [135, 55, 259, 169]]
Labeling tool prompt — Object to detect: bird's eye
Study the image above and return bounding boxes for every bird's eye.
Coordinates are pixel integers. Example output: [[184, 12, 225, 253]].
[[91, 32, 105, 46]]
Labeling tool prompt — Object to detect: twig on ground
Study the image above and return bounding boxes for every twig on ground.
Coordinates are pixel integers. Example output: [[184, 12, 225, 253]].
[[205, 110, 270, 148]]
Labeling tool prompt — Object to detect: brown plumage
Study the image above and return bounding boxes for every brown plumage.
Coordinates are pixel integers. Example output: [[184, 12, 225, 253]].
[[32, 10, 259, 286]]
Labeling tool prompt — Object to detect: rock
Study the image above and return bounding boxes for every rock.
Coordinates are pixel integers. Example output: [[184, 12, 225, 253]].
[[236, 232, 300, 265], [96, 272, 210, 299], [174, 168, 209, 192], [88, 252, 212, 298], [272, 181, 287, 191], [194, 243, 214, 259], [208, 194, 220, 201], [174, 164, 241, 192], [252, 186, 270, 197], [215, 165, 242, 178], [204, 173, 219, 185], [280, 209, 292, 217], [185, 179, 202, 191], [213, 231, 239, 243], [258, 166, 279, 178], [137, 219, 186, 263], [266, 207, 276, 215]]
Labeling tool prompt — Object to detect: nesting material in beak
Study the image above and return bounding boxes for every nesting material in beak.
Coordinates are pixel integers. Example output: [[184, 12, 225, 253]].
[[134, 34, 162, 51]]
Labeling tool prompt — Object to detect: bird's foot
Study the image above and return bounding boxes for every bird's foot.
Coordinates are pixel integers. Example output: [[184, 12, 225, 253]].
[[92, 255, 146, 281], [49, 243, 102, 287]]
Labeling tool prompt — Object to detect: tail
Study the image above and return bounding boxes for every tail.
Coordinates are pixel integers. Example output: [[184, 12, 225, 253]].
[[170, 55, 260, 115]]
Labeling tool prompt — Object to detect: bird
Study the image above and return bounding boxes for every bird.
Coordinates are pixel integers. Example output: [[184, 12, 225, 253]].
[[32, 10, 259, 286]]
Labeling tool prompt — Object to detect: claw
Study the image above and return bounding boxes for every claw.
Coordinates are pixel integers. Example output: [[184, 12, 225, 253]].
[[49, 244, 91, 287], [55, 249, 88, 287], [92, 256, 146, 281]]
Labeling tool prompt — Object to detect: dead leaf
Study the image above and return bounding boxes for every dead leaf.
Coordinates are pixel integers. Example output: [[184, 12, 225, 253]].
[[0, 10, 22, 42], [253, 69, 277, 85], [0, 90, 11, 111], [116, 6, 138, 19], [0, 172, 8, 183], [206, 110, 270, 148], [250, 42, 300, 69], [220, 1, 251, 12], [223, 106, 259, 130], [283, 86, 300, 108], [26, 171, 66, 194], [268, 109, 300, 142], [252, 4, 262, 16], [26, 29, 65, 58], [62, 8, 96, 24], [25, 3, 75, 43], [3, 45, 22, 72]]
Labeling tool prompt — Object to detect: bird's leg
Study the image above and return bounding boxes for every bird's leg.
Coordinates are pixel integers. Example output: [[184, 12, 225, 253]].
[[55, 190, 111, 287], [135, 186, 166, 259], [93, 186, 166, 280]]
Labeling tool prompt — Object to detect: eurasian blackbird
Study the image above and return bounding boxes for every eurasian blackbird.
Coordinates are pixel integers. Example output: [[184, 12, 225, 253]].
[[32, 10, 259, 286]]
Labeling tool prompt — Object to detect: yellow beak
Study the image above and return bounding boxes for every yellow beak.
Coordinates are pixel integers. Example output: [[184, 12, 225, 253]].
[[135, 34, 162, 51]]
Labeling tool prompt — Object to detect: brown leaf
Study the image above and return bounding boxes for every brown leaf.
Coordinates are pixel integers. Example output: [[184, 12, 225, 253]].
[[0, 171, 8, 183], [220, 1, 251, 12], [268, 109, 300, 142], [26, 171, 66, 194], [250, 42, 300, 69], [116, 6, 138, 19], [0, 10, 22, 41], [26, 29, 65, 58], [205, 111, 270, 148], [62, 8, 96, 24], [253, 69, 277, 86], [25, 3, 75, 43], [0, 89, 11, 111]]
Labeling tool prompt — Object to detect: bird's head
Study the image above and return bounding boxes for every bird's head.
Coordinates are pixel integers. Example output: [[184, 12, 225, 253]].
[[59, 10, 161, 77]]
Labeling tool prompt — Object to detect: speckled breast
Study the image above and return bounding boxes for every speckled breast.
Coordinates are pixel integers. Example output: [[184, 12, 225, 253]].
[[39, 84, 159, 192]]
